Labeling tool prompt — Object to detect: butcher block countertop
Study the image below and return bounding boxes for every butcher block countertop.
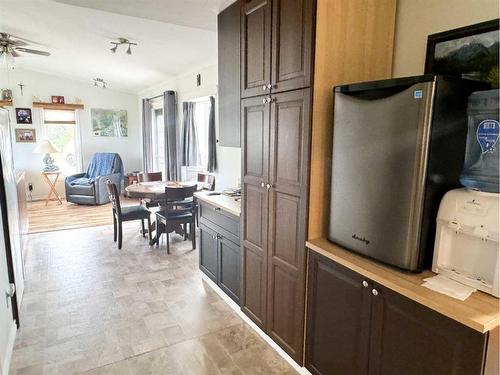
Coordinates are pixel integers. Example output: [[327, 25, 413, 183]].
[[307, 238, 500, 333], [194, 191, 241, 217]]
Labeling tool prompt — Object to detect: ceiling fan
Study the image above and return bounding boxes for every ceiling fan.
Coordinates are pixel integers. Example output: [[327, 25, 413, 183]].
[[0, 33, 50, 58]]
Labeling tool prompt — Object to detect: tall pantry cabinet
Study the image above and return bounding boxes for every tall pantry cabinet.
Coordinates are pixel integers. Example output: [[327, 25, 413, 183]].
[[238, 0, 397, 365], [240, 0, 315, 363]]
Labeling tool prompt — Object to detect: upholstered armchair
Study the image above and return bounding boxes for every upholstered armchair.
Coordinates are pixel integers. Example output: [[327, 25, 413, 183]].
[[65, 153, 123, 205]]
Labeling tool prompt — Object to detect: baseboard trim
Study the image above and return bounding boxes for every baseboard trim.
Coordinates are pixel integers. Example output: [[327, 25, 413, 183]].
[[200, 273, 312, 375], [1, 320, 16, 375]]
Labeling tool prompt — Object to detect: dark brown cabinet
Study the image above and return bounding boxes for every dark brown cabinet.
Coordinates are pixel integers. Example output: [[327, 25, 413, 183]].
[[306, 251, 491, 375], [218, 1, 241, 147], [241, 89, 311, 363], [199, 202, 241, 303], [199, 224, 218, 282], [241, 0, 315, 98]]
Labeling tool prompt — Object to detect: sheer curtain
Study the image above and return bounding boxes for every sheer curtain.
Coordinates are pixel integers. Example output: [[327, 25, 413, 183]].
[[181, 102, 201, 166]]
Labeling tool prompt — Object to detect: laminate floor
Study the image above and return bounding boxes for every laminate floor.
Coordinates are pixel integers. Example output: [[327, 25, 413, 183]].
[[27, 198, 139, 234], [10, 224, 297, 375]]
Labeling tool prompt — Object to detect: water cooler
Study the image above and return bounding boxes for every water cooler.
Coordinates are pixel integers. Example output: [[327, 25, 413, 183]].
[[432, 90, 499, 297]]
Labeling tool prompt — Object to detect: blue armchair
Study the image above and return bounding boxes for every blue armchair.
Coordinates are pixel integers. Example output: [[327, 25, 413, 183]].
[[65, 153, 124, 205]]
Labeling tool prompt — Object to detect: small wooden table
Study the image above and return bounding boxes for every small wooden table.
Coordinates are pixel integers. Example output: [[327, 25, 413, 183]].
[[42, 171, 63, 206]]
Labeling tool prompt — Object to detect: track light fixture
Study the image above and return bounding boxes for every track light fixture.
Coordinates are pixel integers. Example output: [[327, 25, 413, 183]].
[[93, 78, 107, 89], [110, 38, 137, 55]]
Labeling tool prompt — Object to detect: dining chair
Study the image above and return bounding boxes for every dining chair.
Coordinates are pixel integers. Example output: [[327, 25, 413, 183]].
[[138, 172, 163, 182], [106, 180, 152, 249], [138, 172, 163, 209], [155, 184, 197, 254], [197, 173, 216, 191]]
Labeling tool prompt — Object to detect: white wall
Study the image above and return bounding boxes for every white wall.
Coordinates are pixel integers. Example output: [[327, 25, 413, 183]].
[[4, 68, 141, 200], [393, 0, 499, 77], [139, 64, 241, 191]]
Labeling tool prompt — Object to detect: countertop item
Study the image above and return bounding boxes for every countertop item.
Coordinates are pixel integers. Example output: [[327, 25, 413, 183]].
[[306, 238, 499, 333], [194, 191, 241, 217]]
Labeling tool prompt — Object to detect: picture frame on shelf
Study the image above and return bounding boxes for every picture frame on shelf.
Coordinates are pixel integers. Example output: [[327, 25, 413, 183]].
[[425, 19, 499, 88], [15, 128, 36, 143], [51, 95, 65, 104], [15, 108, 32, 124]]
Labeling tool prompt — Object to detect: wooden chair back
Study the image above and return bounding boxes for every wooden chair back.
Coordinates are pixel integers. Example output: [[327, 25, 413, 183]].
[[106, 180, 122, 217], [138, 172, 163, 182], [197, 173, 215, 191], [164, 184, 197, 203]]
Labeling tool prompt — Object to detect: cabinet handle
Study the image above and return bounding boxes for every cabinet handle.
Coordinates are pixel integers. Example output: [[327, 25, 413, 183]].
[[260, 182, 265, 188], [212, 235, 216, 240], [362, 280, 369, 288], [267, 84, 274, 89], [266, 183, 271, 189], [262, 98, 267, 104], [213, 207, 221, 212], [262, 85, 268, 91], [372, 289, 379, 296]]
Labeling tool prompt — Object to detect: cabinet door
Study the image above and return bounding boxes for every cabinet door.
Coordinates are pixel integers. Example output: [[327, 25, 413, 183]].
[[218, 236, 241, 304], [266, 88, 311, 363], [305, 252, 372, 375], [241, 0, 272, 98], [271, 0, 315, 93], [241, 96, 270, 328], [369, 283, 488, 375], [199, 224, 218, 282], [218, 0, 241, 147]]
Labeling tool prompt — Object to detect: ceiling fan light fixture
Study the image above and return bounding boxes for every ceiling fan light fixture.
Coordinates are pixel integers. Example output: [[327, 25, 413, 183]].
[[126, 44, 132, 55], [110, 45, 117, 53]]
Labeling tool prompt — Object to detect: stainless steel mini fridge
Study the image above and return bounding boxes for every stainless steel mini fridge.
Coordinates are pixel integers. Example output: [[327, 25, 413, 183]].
[[328, 75, 486, 271]]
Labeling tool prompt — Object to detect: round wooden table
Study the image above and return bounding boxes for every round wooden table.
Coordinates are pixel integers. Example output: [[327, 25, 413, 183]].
[[125, 181, 199, 246], [125, 181, 191, 200]]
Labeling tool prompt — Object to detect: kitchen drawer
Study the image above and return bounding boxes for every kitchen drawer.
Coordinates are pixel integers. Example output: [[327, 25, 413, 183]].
[[199, 201, 240, 238]]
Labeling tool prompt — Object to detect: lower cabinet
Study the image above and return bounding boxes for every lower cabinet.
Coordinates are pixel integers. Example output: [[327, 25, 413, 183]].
[[198, 202, 241, 304], [306, 251, 491, 375]]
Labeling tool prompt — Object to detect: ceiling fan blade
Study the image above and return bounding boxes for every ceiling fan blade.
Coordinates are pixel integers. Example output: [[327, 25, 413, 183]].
[[9, 48, 20, 57], [11, 40, 27, 47], [15, 47, 50, 56]]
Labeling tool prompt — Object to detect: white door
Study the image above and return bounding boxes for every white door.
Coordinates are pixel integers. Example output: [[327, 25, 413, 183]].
[[0, 212, 17, 375]]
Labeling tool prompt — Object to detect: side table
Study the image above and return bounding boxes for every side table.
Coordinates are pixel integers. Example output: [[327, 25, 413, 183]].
[[42, 171, 63, 206]]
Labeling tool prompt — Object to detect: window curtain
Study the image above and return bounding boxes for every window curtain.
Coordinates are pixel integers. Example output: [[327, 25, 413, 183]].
[[163, 90, 179, 181], [181, 101, 201, 166], [142, 98, 154, 172], [207, 96, 217, 172]]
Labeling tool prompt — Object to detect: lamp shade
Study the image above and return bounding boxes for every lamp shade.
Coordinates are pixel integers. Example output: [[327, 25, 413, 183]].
[[33, 139, 60, 154]]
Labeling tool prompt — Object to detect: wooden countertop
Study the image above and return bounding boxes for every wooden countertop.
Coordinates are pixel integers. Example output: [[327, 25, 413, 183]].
[[306, 238, 500, 333], [194, 192, 241, 217]]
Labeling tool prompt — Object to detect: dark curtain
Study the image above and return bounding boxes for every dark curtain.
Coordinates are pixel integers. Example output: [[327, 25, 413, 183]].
[[207, 96, 217, 172], [163, 91, 179, 181], [181, 102, 201, 166], [141, 98, 154, 172]]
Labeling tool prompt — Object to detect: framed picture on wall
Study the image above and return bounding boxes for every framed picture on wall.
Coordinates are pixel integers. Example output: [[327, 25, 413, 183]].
[[424, 19, 499, 88], [15, 108, 32, 124], [51, 96, 65, 104], [15, 128, 36, 143]]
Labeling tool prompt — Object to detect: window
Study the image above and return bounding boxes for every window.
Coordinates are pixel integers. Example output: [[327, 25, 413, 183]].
[[181, 97, 212, 181], [151, 108, 165, 173], [43, 109, 81, 174]]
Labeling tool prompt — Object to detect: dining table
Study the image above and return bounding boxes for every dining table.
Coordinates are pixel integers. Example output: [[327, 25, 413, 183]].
[[125, 180, 201, 246]]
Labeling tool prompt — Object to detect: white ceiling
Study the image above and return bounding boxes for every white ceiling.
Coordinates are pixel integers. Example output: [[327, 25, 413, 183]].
[[0, 0, 235, 93]]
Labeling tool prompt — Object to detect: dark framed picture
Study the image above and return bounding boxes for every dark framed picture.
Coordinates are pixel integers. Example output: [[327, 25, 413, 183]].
[[425, 19, 499, 88], [15, 108, 32, 124], [51, 95, 65, 104], [15, 128, 36, 143]]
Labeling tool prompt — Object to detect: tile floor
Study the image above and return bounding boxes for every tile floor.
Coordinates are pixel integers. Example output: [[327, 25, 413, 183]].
[[10, 223, 297, 375]]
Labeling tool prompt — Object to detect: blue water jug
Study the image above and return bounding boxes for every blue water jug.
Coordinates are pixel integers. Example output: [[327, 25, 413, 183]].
[[460, 90, 499, 193]]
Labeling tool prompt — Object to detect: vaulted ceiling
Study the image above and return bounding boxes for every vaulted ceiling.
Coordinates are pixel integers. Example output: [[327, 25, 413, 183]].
[[0, 0, 235, 93]]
